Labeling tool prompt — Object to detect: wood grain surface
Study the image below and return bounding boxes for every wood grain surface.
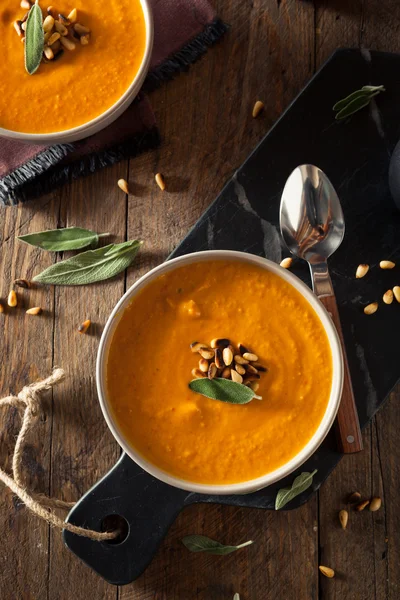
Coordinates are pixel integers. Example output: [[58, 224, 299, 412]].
[[0, 1, 399, 598]]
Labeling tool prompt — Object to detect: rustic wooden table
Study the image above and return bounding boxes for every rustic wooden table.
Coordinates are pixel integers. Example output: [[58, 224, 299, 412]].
[[1, 1, 399, 598]]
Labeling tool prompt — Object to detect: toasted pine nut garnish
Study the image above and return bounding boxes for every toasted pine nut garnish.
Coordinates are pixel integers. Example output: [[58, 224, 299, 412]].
[[26, 307, 42, 315], [364, 302, 378, 315], [0, 302, 4, 314], [199, 348, 214, 360], [20, 0, 31, 8], [21, 21, 26, 30], [280, 257, 293, 269], [80, 34, 90, 45], [355, 499, 370, 511], [198, 358, 209, 373], [393, 286, 400, 303], [246, 364, 258, 375], [231, 369, 243, 384], [60, 36, 75, 50], [339, 509, 348, 529], [192, 368, 205, 379], [380, 260, 395, 269], [238, 343, 250, 355], [383, 289, 393, 304], [221, 367, 231, 378], [43, 14, 55, 32], [44, 46, 54, 60], [117, 178, 129, 194], [47, 6, 54, 15], [58, 12, 70, 25], [55, 21, 68, 35], [44, 31, 52, 43], [222, 346, 233, 366], [243, 352, 258, 362], [190, 341, 208, 353], [78, 319, 91, 334], [356, 263, 369, 278], [248, 381, 259, 392], [48, 31, 60, 45], [67, 8, 77, 22], [14, 20, 23, 36], [155, 173, 166, 191], [235, 364, 246, 375], [73, 22, 90, 35], [14, 278, 30, 289], [234, 354, 249, 365], [253, 362, 267, 372], [252, 100, 264, 118], [319, 566, 335, 578], [211, 338, 230, 348], [208, 362, 217, 380], [369, 497, 382, 512], [348, 491, 361, 504], [7, 290, 17, 308], [214, 348, 224, 369]]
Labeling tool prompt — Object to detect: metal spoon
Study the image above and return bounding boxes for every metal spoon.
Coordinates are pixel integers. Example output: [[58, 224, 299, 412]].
[[280, 164, 362, 453]]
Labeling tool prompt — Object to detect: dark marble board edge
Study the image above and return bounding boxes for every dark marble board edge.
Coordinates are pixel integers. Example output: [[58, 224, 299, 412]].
[[64, 47, 400, 585]]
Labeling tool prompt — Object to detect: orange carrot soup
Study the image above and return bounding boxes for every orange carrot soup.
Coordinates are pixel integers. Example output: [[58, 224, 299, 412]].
[[0, 0, 146, 133], [106, 260, 333, 485]]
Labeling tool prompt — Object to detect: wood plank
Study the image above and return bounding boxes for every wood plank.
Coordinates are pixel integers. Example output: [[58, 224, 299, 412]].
[[121, 0, 317, 598], [0, 193, 58, 600], [47, 167, 125, 600], [315, 0, 363, 66]]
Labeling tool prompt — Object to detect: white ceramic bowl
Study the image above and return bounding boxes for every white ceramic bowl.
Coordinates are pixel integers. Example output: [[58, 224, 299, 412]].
[[0, 0, 153, 144], [97, 250, 344, 495]]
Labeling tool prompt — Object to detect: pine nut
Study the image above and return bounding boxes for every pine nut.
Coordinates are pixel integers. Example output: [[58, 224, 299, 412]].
[[78, 319, 91, 334], [211, 338, 230, 348], [199, 348, 214, 360], [356, 263, 369, 278], [80, 34, 90, 45], [55, 21, 68, 35], [383, 289, 393, 304], [190, 341, 208, 353], [364, 302, 378, 315], [191, 368, 205, 379], [248, 381, 259, 392], [348, 491, 361, 504], [356, 499, 370, 511], [280, 257, 293, 269], [208, 362, 217, 379], [198, 358, 209, 373], [339, 509, 348, 529], [222, 346, 233, 366], [58, 13, 70, 25], [155, 173, 166, 191], [234, 354, 249, 365], [246, 364, 258, 375], [319, 566, 335, 578], [253, 362, 267, 372], [48, 32, 60, 45], [67, 8, 77, 22], [380, 260, 395, 269], [47, 6, 54, 15], [252, 100, 264, 118], [369, 497, 382, 512], [21, 21, 26, 31], [44, 46, 54, 60], [7, 290, 17, 307], [221, 367, 231, 379], [243, 352, 258, 362], [20, 0, 31, 8], [238, 343, 250, 355], [0, 302, 4, 314], [393, 286, 400, 303], [117, 178, 129, 194], [60, 36, 76, 50], [231, 369, 243, 384], [43, 15, 55, 32], [235, 364, 246, 376], [14, 278, 30, 289], [44, 31, 52, 43], [74, 22, 90, 35], [214, 348, 224, 369], [14, 20, 23, 36], [26, 307, 42, 315]]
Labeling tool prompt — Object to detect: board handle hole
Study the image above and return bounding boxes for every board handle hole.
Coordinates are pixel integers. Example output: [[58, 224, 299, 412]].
[[101, 514, 129, 545]]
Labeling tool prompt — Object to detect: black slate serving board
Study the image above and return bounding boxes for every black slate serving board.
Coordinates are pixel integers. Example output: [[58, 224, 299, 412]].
[[64, 48, 400, 585]]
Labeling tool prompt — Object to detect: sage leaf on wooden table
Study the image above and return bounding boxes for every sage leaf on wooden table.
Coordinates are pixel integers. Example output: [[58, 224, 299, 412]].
[[189, 378, 261, 404], [275, 469, 318, 510], [18, 227, 109, 251], [182, 535, 253, 555], [24, 0, 44, 75], [333, 85, 385, 120], [33, 240, 142, 285]]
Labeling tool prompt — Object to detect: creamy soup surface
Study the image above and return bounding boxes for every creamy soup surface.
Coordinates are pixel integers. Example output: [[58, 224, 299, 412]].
[[106, 260, 333, 485], [0, 0, 146, 133]]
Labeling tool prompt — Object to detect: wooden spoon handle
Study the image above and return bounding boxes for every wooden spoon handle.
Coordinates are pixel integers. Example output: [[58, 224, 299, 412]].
[[319, 294, 363, 453]]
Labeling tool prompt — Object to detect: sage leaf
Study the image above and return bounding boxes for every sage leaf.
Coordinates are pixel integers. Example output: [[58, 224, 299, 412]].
[[333, 84, 385, 120], [18, 227, 109, 251], [182, 535, 253, 555], [275, 469, 318, 510], [332, 90, 370, 112], [25, 0, 44, 75], [335, 95, 372, 120], [189, 378, 260, 404], [33, 240, 142, 285]]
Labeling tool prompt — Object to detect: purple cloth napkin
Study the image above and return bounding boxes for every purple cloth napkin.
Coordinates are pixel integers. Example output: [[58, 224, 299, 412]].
[[0, 0, 227, 206]]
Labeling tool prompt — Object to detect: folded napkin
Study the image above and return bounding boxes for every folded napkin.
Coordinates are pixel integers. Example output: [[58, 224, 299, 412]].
[[0, 0, 227, 206]]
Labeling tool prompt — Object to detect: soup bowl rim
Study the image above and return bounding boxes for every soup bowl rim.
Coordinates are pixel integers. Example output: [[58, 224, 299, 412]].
[[97, 250, 344, 495]]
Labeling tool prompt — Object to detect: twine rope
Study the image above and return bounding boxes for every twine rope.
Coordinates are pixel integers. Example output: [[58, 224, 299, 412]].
[[0, 368, 117, 541]]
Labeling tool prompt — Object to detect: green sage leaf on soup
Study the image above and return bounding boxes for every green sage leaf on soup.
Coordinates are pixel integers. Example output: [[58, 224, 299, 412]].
[[182, 535, 253, 555], [33, 240, 142, 285], [189, 377, 260, 404], [25, 0, 44, 75], [18, 227, 109, 251], [275, 469, 318, 510]]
